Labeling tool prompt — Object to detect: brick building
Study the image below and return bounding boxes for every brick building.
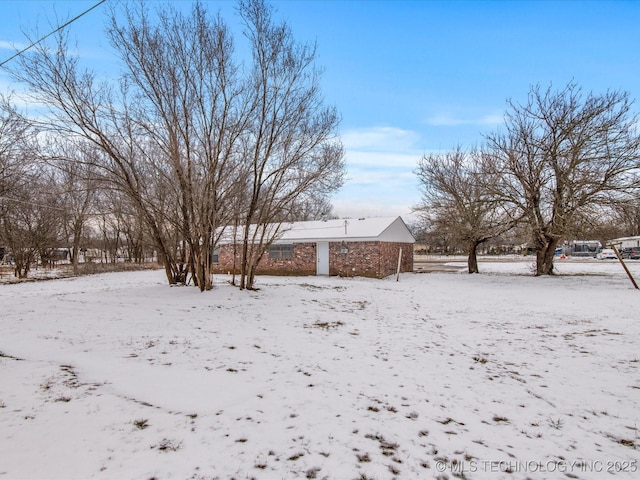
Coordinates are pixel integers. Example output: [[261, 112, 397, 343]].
[[213, 216, 415, 279]]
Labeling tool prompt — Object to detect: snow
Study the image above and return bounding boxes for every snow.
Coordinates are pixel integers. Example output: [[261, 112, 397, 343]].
[[277, 216, 413, 243], [218, 216, 415, 244], [1, 258, 639, 480]]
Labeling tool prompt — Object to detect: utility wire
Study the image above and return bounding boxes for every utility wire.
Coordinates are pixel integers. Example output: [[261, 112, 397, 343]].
[[0, 0, 107, 68]]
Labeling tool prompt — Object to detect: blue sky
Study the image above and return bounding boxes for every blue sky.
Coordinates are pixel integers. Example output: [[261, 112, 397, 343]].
[[2, 1, 640, 222]]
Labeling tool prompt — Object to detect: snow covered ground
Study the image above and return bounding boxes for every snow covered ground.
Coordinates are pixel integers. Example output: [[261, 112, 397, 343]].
[[1, 258, 639, 480]]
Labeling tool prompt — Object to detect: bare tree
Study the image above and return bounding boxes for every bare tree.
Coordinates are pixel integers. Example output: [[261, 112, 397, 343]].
[[108, 1, 250, 290], [7, 2, 247, 289], [237, 0, 345, 290], [7, 25, 188, 283], [485, 83, 640, 275], [110, 193, 150, 264], [0, 96, 41, 276], [7, 1, 344, 290], [0, 95, 33, 204], [1, 204, 39, 278], [46, 139, 101, 273], [284, 192, 337, 222], [1, 167, 62, 278], [415, 147, 513, 273], [615, 198, 640, 237]]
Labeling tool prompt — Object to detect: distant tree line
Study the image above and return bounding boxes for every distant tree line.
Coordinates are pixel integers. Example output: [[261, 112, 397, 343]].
[[1, 0, 344, 289], [415, 83, 640, 274]]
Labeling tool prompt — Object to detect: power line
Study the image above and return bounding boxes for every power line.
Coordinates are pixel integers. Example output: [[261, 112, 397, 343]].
[[0, 0, 107, 68]]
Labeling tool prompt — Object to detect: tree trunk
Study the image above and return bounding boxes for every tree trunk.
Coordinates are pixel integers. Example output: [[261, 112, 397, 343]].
[[247, 263, 256, 290], [535, 238, 558, 275], [231, 220, 239, 286], [14, 251, 31, 279], [71, 221, 82, 275], [191, 240, 213, 292], [239, 236, 249, 290], [467, 240, 480, 274]]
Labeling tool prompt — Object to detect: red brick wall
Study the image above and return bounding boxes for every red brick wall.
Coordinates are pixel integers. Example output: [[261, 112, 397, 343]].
[[212, 241, 414, 278], [212, 243, 316, 276], [258, 242, 316, 276], [379, 242, 414, 277], [330, 242, 414, 278]]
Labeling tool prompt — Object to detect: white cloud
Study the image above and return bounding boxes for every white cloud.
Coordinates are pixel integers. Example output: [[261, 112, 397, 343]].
[[478, 113, 504, 125], [0, 77, 50, 113], [426, 110, 504, 127], [341, 126, 421, 152], [345, 168, 416, 187], [345, 150, 419, 169], [332, 197, 416, 222], [330, 125, 425, 219], [425, 114, 466, 126], [0, 40, 26, 51]]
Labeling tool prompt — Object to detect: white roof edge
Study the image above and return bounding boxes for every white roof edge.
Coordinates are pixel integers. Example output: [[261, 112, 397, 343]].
[[610, 235, 640, 242], [218, 216, 415, 244], [273, 236, 400, 244]]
